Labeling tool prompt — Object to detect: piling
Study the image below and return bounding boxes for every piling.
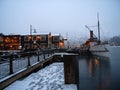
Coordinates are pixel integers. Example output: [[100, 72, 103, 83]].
[[63, 54, 79, 84]]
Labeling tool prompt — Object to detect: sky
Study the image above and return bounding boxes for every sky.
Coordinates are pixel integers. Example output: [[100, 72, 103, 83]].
[[0, 0, 120, 41]]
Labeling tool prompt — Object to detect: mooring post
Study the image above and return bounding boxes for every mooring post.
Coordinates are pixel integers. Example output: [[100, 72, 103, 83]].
[[63, 54, 78, 84]]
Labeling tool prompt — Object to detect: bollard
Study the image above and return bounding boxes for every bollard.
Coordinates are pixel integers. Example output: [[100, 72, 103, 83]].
[[9, 54, 13, 74], [63, 54, 78, 84]]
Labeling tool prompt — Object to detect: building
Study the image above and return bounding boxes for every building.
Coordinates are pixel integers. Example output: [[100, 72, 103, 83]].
[[0, 34, 4, 50], [0, 33, 65, 50], [21, 34, 49, 50], [52, 35, 64, 49], [0, 34, 21, 50]]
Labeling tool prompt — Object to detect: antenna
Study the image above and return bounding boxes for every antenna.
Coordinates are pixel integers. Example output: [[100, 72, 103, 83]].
[[97, 12, 100, 42]]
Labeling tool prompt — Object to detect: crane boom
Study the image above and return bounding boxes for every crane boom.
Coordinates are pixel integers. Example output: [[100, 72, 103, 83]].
[[85, 25, 97, 38], [85, 25, 92, 31]]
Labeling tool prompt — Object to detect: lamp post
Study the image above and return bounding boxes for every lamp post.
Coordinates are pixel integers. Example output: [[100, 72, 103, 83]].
[[30, 25, 37, 35], [30, 25, 37, 51]]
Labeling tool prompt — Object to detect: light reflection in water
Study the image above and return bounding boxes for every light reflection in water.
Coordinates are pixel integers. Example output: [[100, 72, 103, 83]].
[[79, 56, 110, 90]]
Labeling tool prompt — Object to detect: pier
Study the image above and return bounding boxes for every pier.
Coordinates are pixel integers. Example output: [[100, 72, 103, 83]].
[[0, 49, 86, 90], [1, 46, 120, 90]]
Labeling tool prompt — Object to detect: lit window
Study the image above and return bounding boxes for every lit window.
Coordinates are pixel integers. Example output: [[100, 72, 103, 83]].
[[37, 36, 41, 41]]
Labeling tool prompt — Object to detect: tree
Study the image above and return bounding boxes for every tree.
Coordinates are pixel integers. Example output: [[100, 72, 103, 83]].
[[109, 35, 120, 46]]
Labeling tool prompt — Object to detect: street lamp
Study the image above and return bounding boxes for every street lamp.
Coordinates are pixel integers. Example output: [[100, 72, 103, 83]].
[[30, 25, 37, 35], [29, 25, 37, 51]]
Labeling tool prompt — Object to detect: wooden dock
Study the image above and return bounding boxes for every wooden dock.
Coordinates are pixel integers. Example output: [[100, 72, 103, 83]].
[[0, 49, 90, 90]]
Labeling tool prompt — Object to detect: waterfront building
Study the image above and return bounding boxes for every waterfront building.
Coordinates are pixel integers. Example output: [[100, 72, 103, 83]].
[[0, 34, 4, 50], [4, 35, 21, 50], [52, 35, 64, 49], [0, 33, 65, 50], [21, 34, 49, 50]]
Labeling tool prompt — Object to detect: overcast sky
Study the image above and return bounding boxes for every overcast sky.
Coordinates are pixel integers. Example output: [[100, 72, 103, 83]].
[[0, 0, 120, 41]]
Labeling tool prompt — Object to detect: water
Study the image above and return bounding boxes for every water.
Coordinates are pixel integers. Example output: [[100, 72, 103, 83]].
[[78, 46, 120, 90]]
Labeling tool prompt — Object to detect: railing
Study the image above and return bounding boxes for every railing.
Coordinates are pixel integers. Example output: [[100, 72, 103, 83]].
[[0, 49, 57, 79]]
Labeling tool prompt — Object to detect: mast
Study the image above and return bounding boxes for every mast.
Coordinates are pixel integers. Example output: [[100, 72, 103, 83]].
[[97, 13, 100, 44]]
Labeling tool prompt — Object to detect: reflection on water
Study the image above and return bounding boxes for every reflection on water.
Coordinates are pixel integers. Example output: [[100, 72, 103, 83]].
[[79, 56, 110, 90], [78, 46, 120, 90]]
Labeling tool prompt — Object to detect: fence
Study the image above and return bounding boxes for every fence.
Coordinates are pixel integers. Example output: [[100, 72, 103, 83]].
[[0, 49, 55, 79]]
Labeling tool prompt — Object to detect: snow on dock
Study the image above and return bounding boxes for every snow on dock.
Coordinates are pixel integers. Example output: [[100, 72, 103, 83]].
[[4, 63, 77, 90]]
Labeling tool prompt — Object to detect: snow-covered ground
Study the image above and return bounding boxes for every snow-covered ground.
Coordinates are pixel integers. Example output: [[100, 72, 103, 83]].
[[4, 63, 77, 90]]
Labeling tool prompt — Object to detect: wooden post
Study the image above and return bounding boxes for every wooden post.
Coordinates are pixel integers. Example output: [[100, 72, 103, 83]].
[[51, 50, 53, 55], [27, 52, 30, 67], [47, 49, 49, 57], [63, 54, 78, 84], [43, 51, 45, 59], [37, 51, 39, 62], [50, 50, 51, 56], [9, 54, 13, 74]]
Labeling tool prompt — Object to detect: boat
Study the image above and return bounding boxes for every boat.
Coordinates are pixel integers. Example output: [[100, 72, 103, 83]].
[[85, 13, 109, 57], [89, 43, 109, 57]]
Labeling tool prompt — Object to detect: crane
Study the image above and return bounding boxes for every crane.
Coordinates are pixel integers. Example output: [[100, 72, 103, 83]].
[[85, 25, 97, 39]]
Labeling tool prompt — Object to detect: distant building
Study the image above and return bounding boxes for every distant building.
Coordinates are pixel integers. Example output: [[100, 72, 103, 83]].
[[0, 33, 65, 50], [21, 34, 49, 50], [52, 35, 64, 49], [0, 35, 21, 50], [0, 34, 4, 50]]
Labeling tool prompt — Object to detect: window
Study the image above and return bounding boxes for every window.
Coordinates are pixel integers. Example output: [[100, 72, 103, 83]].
[[33, 36, 36, 41], [41, 35, 46, 41], [53, 36, 59, 42], [37, 36, 41, 41], [0, 37, 3, 42], [24, 36, 29, 41]]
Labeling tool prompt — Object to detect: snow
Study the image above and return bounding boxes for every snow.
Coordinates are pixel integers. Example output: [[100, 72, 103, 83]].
[[54, 53, 77, 55], [4, 63, 77, 90]]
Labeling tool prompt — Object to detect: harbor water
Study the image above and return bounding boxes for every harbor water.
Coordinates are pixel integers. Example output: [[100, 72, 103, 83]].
[[78, 46, 120, 90]]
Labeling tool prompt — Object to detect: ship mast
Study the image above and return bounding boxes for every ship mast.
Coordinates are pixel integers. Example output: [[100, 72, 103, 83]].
[[97, 13, 100, 44]]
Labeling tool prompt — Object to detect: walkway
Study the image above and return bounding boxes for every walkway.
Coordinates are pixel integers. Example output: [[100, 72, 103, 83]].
[[4, 63, 77, 90]]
